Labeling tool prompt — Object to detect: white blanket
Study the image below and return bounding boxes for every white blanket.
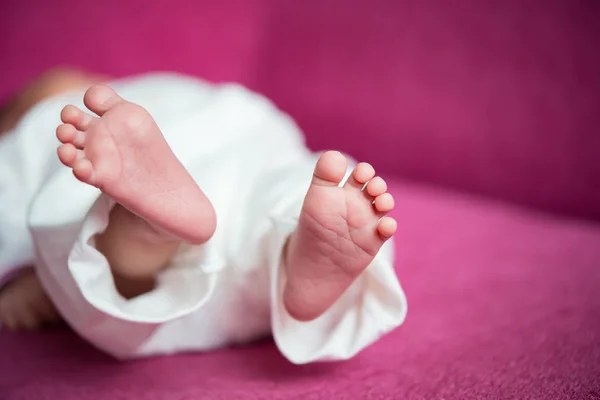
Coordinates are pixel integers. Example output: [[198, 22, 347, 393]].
[[0, 73, 407, 363]]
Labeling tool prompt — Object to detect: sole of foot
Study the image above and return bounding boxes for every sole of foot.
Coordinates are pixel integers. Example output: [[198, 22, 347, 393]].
[[56, 84, 216, 244], [284, 151, 397, 321]]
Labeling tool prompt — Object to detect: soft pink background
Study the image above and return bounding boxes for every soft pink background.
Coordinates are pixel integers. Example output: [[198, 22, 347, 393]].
[[1, 1, 599, 399], [2, 0, 599, 220]]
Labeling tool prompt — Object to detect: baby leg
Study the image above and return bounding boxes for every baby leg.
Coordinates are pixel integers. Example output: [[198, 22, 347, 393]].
[[0, 269, 62, 331], [93, 204, 181, 298]]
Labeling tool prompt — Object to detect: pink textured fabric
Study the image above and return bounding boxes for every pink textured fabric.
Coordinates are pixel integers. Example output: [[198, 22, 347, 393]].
[[253, 0, 600, 221], [1, 181, 599, 399]]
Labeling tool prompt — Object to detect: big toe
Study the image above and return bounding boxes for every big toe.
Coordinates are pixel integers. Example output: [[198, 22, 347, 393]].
[[83, 84, 124, 116], [312, 151, 348, 187]]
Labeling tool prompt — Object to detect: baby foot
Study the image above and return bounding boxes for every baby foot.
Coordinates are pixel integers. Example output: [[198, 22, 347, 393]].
[[56, 85, 216, 244], [284, 151, 397, 321], [0, 268, 62, 331]]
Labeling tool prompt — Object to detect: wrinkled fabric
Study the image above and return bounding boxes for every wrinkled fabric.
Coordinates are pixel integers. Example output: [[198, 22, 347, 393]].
[[0, 73, 406, 362]]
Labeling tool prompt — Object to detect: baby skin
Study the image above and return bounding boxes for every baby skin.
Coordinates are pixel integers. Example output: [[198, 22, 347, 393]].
[[0, 84, 397, 330]]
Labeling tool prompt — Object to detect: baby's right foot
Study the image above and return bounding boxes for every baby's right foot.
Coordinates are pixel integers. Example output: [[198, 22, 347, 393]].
[[284, 151, 397, 321], [56, 85, 216, 244]]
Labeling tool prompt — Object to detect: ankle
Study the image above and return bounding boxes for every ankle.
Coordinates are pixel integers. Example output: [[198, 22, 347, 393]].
[[112, 272, 156, 299], [105, 205, 178, 244], [94, 204, 182, 290]]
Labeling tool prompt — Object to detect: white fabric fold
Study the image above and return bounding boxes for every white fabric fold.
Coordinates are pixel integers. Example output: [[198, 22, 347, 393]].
[[68, 194, 221, 323], [0, 73, 407, 362], [268, 218, 407, 364]]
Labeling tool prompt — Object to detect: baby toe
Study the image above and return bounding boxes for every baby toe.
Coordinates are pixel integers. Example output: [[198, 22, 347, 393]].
[[56, 124, 85, 148], [374, 192, 395, 214], [365, 176, 387, 198], [57, 143, 80, 167], [312, 151, 348, 186], [72, 159, 95, 184], [346, 162, 375, 189], [83, 84, 125, 116], [60, 105, 93, 131], [377, 217, 397, 240]]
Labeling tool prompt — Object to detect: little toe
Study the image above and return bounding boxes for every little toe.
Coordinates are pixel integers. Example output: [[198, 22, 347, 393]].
[[365, 176, 387, 198], [56, 124, 85, 148], [345, 162, 375, 190], [57, 144, 82, 167], [377, 217, 398, 240], [374, 192, 395, 214], [60, 105, 93, 131], [312, 151, 348, 187], [84, 84, 124, 116], [72, 159, 95, 185]]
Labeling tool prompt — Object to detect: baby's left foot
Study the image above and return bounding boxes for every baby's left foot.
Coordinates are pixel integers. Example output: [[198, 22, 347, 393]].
[[284, 151, 397, 321], [56, 85, 216, 244]]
